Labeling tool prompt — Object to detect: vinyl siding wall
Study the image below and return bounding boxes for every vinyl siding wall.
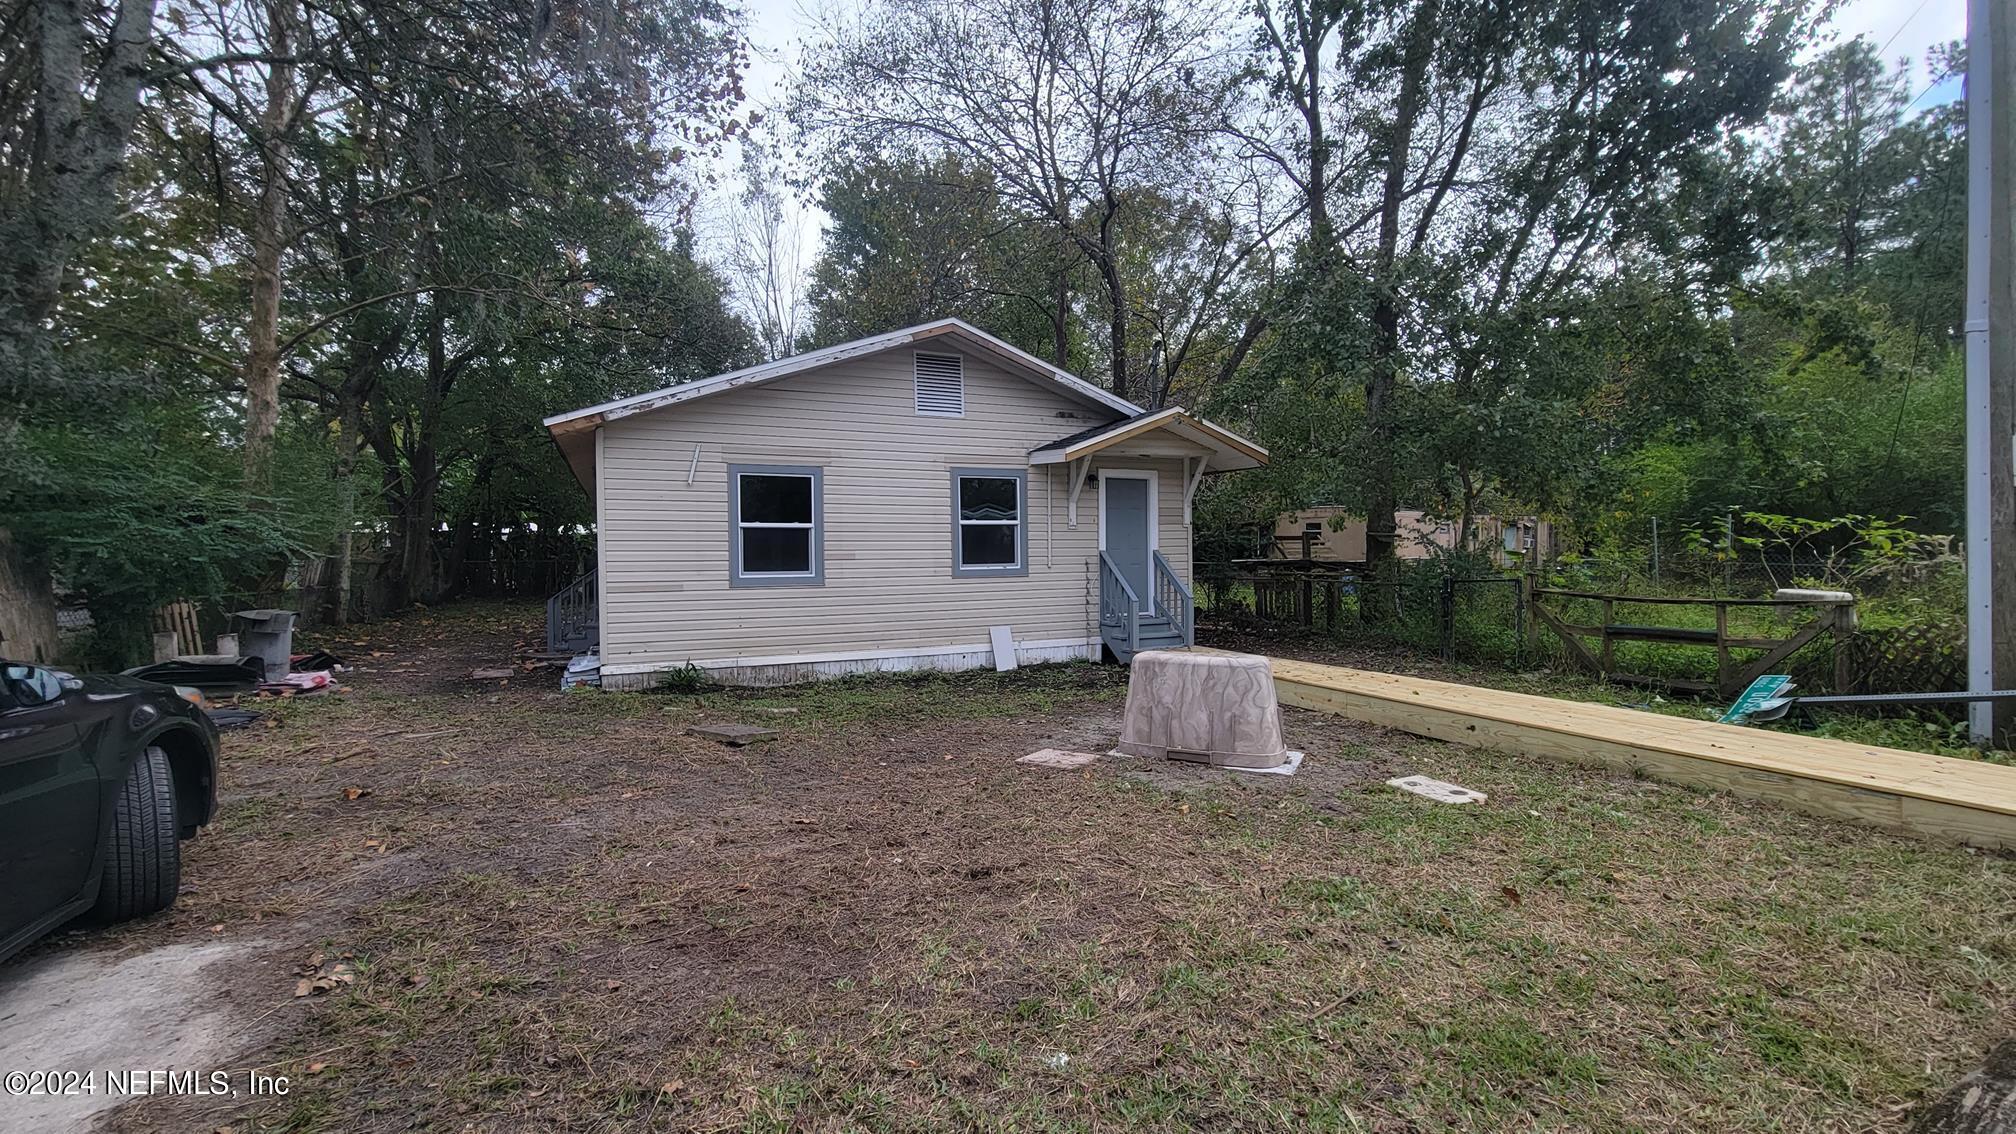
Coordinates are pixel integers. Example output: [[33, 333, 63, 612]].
[[596, 346, 1200, 682]]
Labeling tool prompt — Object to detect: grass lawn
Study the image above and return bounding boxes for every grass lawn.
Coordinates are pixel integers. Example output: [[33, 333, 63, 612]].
[[81, 602, 2014, 1133]]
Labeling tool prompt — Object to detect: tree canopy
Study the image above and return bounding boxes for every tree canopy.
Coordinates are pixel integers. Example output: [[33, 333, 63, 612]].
[[0, 0, 1975, 659]]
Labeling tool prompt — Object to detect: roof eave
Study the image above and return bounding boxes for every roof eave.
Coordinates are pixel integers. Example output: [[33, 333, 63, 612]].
[[1029, 408, 1269, 471], [542, 318, 1142, 438]]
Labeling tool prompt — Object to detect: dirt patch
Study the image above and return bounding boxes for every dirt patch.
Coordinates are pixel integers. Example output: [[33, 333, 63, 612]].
[[298, 600, 552, 697], [21, 601, 2006, 1134], [0, 941, 255, 1134]]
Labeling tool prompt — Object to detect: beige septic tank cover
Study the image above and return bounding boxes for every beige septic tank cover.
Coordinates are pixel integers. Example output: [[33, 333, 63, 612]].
[[1115, 651, 1289, 769]]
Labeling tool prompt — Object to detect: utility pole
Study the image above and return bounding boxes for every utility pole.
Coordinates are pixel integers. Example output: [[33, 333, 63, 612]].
[[1965, 0, 2014, 747]]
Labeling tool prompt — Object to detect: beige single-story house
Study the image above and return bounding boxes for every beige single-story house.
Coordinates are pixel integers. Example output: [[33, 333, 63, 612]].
[[1275, 506, 1558, 566], [542, 319, 1268, 689]]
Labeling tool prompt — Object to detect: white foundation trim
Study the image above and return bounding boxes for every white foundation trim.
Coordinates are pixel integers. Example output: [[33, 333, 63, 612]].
[[601, 635, 1100, 678]]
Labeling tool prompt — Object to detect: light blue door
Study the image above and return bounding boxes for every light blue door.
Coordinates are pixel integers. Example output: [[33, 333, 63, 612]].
[[1104, 476, 1152, 611]]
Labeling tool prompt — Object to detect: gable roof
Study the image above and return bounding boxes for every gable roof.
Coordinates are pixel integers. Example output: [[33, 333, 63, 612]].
[[544, 318, 1141, 437], [1029, 407, 1268, 472]]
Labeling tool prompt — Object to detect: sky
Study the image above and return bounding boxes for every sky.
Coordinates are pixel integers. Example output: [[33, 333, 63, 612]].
[[698, 0, 1969, 313], [733, 0, 1968, 130]]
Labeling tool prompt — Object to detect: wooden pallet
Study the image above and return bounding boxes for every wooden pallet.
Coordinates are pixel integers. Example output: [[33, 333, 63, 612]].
[[1205, 650, 2016, 850]]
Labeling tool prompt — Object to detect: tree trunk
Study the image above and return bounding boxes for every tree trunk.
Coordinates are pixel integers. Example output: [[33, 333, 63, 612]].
[[0, 0, 155, 342], [1454, 461, 1484, 556], [441, 518, 475, 599], [0, 531, 61, 664], [1094, 234, 1130, 400], [393, 467, 438, 606], [1051, 267, 1070, 367], [241, 0, 298, 498], [330, 400, 362, 624], [1300, 14, 1329, 244], [1361, 0, 1439, 586]]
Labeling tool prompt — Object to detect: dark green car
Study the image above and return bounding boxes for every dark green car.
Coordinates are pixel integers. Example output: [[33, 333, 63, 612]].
[[0, 661, 220, 963]]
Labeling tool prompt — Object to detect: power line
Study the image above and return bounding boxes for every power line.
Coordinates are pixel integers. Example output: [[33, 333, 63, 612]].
[[1904, 73, 1959, 115], [1877, 0, 1935, 58]]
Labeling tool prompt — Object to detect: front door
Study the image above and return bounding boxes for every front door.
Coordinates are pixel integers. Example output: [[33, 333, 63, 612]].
[[1101, 472, 1154, 611]]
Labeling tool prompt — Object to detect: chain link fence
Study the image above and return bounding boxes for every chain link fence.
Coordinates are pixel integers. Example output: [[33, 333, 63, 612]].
[[1197, 559, 1529, 666]]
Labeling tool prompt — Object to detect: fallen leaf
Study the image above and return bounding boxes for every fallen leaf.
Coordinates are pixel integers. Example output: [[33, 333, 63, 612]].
[[659, 1079, 684, 1095], [293, 979, 314, 997], [1500, 885, 1522, 907], [209, 923, 225, 934], [342, 787, 371, 801], [306, 950, 325, 968], [605, 979, 623, 991], [306, 1062, 328, 1074]]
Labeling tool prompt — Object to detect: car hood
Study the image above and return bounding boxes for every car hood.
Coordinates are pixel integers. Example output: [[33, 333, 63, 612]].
[[76, 672, 175, 699]]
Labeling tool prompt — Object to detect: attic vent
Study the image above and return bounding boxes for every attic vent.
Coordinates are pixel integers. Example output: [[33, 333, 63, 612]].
[[914, 352, 965, 417]]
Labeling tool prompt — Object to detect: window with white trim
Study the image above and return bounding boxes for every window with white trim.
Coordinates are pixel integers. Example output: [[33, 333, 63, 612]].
[[729, 465, 822, 586], [914, 352, 965, 416], [950, 468, 1026, 577]]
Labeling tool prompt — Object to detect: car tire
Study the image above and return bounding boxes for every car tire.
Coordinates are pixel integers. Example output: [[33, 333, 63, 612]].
[[91, 745, 182, 923]]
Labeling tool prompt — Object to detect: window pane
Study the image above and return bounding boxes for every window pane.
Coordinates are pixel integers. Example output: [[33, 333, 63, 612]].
[[958, 477, 1018, 521], [960, 524, 1017, 566], [742, 527, 811, 574], [740, 475, 812, 524]]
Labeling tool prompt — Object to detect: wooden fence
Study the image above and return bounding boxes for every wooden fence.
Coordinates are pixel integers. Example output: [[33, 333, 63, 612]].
[[1527, 585, 1857, 699]]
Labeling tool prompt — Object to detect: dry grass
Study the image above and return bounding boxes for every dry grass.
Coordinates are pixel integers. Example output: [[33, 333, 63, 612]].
[[88, 601, 2015, 1133]]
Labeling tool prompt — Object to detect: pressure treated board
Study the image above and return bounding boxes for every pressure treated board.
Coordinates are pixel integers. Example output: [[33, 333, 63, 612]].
[[1201, 650, 2016, 849]]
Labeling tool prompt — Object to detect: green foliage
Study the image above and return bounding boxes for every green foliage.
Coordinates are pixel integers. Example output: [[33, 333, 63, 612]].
[[10, 424, 305, 663], [655, 664, 715, 694], [1, 0, 758, 625], [1734, 512, 1948, 590], [805, 153, 1075, 363]]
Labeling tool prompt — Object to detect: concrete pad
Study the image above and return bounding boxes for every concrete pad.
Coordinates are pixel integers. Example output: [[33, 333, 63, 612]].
[[1018, 748, 1101, 769], [1226, 749, 1305, 777], [1106, 748, 1306, 776], [0, 941, 252, 1134], [1387, 775, 1487, 804], [685, 722, 779, 746]]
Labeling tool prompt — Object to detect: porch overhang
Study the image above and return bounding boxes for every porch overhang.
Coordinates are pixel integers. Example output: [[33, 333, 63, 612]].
[[1027, 407, 1269, 473]]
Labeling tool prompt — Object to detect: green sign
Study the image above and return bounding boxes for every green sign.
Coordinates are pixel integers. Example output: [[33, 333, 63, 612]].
[[1720, 675, 1794, 725]]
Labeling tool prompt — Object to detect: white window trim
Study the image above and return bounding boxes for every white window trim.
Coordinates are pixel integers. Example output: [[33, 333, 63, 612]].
[[728, 464, 824, 587], [949, 467, 1027, 577]]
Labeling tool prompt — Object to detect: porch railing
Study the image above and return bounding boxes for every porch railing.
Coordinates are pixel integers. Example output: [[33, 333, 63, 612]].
[[546, 568, 599, 654], [1151, 551, 1194, 645], [1099, 552, 1141, 658]]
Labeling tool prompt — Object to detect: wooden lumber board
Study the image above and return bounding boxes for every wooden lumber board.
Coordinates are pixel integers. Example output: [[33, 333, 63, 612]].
[[1263, 655, 2016, 805], [1534, 589, 1849, 608], [1200, 650, 2016, 848]]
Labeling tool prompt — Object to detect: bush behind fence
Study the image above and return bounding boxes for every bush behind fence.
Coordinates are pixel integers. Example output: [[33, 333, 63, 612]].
[[1200, 555, 1968, 708]]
